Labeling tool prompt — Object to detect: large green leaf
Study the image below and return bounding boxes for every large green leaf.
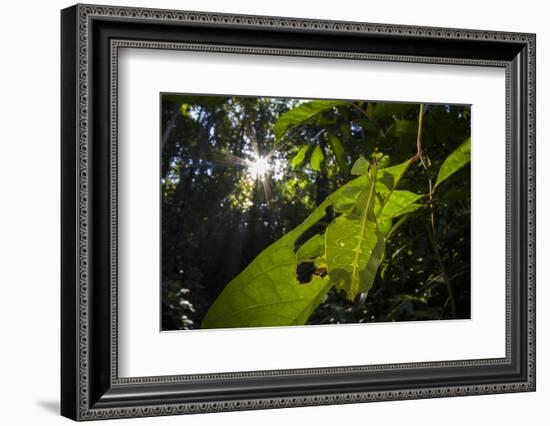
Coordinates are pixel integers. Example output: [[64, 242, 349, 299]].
[[202, 155, 421, 326], [202, 171, 373, 328], [296, 234, 325, 261], [273, 100, 346, 140], [202, 200, 333, 329], [434, 138, 471, 189]]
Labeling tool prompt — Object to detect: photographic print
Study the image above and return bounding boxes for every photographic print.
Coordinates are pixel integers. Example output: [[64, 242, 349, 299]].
[[61, 7, 535, 418], [161, 95, 471, 331]]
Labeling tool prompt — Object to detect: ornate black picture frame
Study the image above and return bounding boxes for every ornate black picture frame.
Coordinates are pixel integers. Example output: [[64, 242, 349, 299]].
[[61, 4, 536, 421]]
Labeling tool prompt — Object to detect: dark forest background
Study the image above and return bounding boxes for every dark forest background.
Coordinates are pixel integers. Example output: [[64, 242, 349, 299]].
[[161, 95, 471, 330]]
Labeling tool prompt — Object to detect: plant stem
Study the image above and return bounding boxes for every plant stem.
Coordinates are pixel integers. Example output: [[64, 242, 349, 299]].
[[419, 156, 435, 233], [375, 103, 425, 218], [425, 221, 457, 318], [350, 102, 370, 120], [413, 104, 456, 318], [416, 103, 424, 157]]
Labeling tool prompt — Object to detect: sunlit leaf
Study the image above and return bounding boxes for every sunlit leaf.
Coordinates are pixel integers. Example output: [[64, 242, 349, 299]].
[[309, 145, 325, 171], [331, 175, 369, 213], [351, 156, 370, 176], [434, 138, 471, 189], [379, 159, 413, 189], [203, 144, 432, 325], [296, 234, 325, 261], [378, 190, 423, 221], [365, 160, 410, 219], [202, 200, 333, 329], [379, 220, 392, 238], [201, 174, 373, 328], [327, 133, 349, 174], [179, 103, 191, 118], [202, 171, 379, 327], [326, 216, 385, 300], [326, 171, 384, 300], [291, 145, 309, 168]]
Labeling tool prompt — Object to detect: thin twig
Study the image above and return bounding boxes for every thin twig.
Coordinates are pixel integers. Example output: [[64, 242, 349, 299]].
[[413, 104, 456, 318], [425, 221, 457, 318], [375, 104, 424, 217], [419, 155, 435, 233], [350, 102, 371, 120]]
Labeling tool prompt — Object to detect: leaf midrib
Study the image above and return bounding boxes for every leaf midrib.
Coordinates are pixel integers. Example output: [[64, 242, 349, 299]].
[[350, 171, 377, 293]]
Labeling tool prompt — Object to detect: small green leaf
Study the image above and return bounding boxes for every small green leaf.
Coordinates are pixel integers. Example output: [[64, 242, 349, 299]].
[[376, 154, 391, 169], [351, 156, 370, 176], [291, 145, 309, 168], [309, 145, 325, 171], [378, 190, 423, 221], [373, 158, 412, 199], [179, 103, 191, 118], [327, 133, 349, 174], [380, 159, 412, 186], [331, 175, 369, 213], [434, 138, 471, 189]]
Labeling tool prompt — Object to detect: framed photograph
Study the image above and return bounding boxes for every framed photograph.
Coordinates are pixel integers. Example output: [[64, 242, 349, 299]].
[[61, 4, 536, 421]]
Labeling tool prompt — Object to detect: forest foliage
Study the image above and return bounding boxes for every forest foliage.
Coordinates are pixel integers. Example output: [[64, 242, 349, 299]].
[[161, 95, 471, 330]]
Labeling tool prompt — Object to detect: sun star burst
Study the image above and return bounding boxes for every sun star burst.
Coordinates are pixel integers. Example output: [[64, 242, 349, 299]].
[[247, 156, 270, 178]]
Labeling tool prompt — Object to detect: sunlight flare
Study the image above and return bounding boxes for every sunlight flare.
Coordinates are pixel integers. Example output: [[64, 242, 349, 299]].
[[246, 155, 271, 178]]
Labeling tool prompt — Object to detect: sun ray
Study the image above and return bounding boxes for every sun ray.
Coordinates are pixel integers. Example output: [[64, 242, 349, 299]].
[[261, 173, 273, 206]]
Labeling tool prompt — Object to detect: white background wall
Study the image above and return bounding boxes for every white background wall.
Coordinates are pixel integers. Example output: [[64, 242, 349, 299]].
[[0, 0, 546, 424]]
